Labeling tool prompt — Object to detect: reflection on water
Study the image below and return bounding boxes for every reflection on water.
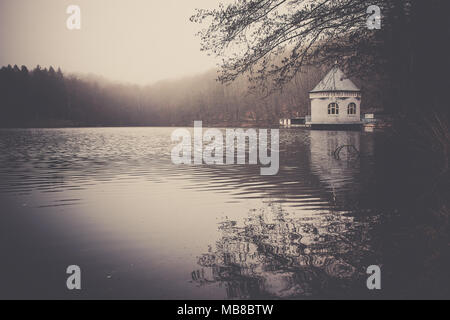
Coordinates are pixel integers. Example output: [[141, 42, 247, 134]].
[[192, 204, 378, 299], [192, 130, 380, 299], [0, 127, 382, 299]]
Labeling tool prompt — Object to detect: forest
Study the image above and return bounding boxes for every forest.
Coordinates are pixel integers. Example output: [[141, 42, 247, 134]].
[[0, 63, 383, 128]]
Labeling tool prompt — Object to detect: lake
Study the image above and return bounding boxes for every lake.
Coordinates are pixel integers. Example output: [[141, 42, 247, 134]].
[[0, 127, 384, 299]]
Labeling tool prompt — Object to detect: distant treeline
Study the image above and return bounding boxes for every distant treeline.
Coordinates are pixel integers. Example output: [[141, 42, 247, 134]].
[[0, 64, 382, 128]]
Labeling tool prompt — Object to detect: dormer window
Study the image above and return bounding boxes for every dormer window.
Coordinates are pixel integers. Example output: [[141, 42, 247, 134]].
[[328, 103, 339, 115]]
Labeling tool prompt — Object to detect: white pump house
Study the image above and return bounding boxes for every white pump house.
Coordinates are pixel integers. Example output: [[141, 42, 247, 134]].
[[306, 66, 363, 129]]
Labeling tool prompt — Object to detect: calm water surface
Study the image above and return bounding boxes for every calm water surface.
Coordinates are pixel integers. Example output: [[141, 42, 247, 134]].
[[0, 127, 383, 299]]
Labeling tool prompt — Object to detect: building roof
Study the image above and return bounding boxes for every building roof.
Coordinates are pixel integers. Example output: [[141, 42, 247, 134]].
[[310, 66, 360, 93]]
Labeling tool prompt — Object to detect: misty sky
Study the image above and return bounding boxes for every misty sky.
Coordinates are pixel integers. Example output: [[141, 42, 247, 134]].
[[0, 0, 227, 84]]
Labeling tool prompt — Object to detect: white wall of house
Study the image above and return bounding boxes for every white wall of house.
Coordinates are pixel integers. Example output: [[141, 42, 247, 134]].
[[310, 92, 361, 124]]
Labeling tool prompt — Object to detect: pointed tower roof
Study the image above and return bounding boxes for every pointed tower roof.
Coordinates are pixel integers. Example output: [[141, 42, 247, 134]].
[[310, 66, 360, 93]]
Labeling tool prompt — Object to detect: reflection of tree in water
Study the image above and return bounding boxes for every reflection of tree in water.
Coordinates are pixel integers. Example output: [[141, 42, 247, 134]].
[[192, 203, 380, 299]]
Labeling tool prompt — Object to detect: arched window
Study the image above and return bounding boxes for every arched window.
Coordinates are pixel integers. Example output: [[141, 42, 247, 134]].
[[348, 103, 357, 115], [328, 103, 339, 115]]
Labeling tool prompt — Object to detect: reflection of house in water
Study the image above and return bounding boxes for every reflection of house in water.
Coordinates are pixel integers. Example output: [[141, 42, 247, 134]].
[[308, 130, 362, 206], [186, 129, 379, 298]]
